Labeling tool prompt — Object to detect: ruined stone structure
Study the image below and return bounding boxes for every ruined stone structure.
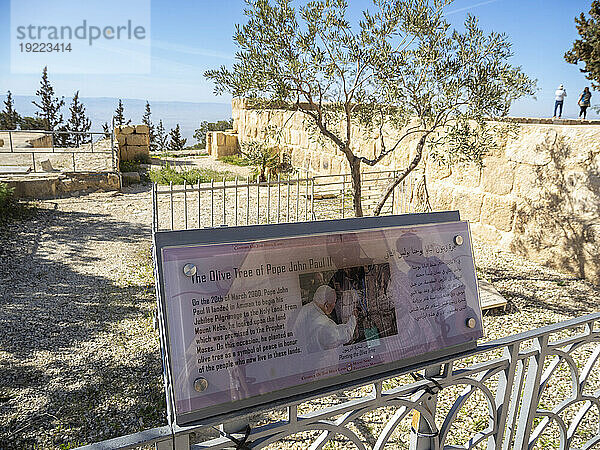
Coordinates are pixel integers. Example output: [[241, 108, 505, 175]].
[[115, 124, 150, 161], [206, 129, 239, 158], [224, 99, 600, 283]]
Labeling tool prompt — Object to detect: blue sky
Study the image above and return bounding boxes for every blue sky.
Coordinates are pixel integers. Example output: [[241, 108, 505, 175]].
[[0, 0, 597, 119]]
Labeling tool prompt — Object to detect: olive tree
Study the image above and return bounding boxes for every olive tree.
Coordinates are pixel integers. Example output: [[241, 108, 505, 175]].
[[206, 0, 535, 217]]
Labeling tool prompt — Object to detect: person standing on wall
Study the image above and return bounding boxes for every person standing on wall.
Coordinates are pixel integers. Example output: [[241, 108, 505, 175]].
[[553, 84, 567, 119], [578, 87, 592, 120]]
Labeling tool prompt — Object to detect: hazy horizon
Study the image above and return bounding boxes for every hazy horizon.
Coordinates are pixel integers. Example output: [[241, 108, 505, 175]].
[[10, 95, 232, 144]]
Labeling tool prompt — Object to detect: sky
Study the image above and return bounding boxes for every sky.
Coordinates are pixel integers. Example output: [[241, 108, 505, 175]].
[[0, 0, 597, 120]]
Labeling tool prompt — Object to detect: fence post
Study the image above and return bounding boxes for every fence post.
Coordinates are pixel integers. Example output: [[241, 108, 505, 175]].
[[513, 335, 549, 449], [489, 343, 520, 449], [310, 176, 315, 219], [170, 181, 174, 231], [8, 130, 13, 152], [197, 180, 202, 229], [234, 177, 239, 226], [410, 365, 443, 450], [222, 178, 227, 226], [342, 174, 345, 219], [267, 173, 271, 224], [183, 180, 188, 230]]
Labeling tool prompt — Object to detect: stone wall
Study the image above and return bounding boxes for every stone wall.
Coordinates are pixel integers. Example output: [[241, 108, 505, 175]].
[[206, 130, 239, 158], [230, 99, 600, 284], [115, 125, 150, 162]]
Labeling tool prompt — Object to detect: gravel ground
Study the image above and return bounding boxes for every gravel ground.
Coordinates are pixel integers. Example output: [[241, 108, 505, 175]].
[[0, 183, 598, 449]]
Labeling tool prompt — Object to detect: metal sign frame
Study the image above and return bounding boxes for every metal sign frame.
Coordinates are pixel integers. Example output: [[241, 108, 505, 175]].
[[152, 211, 482, 427]]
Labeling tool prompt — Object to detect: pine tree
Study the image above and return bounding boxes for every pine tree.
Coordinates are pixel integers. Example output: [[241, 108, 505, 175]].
[[67, 91, 92, 147], [102, 122, 111, 138], [113, 99, 131, 126], [142, 101, 156, 151], [0, 91, 21, 130], [32, 66, 64, 131], [565, 1, 600, 90], [168, 124, 187, 152], [155, 120, 168, 151]]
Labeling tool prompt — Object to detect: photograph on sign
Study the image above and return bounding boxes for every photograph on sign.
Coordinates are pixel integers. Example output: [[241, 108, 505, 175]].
[[296, 263, 396, 352], [159, 221, 482, 420]]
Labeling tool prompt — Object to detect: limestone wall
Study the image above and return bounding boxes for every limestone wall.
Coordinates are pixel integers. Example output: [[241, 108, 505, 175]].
[[115, 125, 150, 162], [206, 130, 239, 158], [230, 99, 600, 283]]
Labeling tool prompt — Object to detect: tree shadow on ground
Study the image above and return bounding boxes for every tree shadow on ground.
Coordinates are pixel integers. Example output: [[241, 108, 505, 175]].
[[478, 264, 600, 318], [0, 205, 164, 449]]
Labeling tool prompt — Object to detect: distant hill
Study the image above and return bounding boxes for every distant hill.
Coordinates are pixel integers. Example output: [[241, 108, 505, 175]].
[[11, 96, 232, 144]]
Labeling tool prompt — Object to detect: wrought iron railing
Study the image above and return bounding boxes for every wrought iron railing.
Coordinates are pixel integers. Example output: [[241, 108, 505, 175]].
[[76, 311, 600, 449], [0, 129, 117, 173], [151, 169, 417, 232]]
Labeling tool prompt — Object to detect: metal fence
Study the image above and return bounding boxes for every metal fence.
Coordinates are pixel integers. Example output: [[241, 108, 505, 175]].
[[151, 169, 417, 232], [0, 129, 117, 173], [78, 312, 600, 449], [73, 171, 600, 450]]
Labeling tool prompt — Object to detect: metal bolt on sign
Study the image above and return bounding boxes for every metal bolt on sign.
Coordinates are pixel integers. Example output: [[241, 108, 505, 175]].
[[194, 377, 208, 392], [183, 263, 197, 277]]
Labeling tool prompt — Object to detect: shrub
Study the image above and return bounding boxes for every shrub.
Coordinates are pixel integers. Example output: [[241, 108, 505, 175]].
[[241, 141, 294, 181], [0, 182, 14, 209], [218, 155, 251, 166], [0, 182, 36, 225], [148, 165, 237, 185]]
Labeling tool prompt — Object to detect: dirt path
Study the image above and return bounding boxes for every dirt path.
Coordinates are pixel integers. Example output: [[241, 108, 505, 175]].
[[0, 186, 165, 449], [0, 186, 598, 448]]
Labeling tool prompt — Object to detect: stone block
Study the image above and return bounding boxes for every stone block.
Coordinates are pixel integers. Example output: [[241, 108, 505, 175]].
[[331, 158, 341, 175], [428, 182, 453, 211], [512, 163, 542, 199], [291, 148, 304, 167], [225, 134, 238, 148], [448, 162, 481, 188], [127, 145, 149, 160], [290, 130, 301, 146], [505, 128, 555, 165], [451, 189, 483, 223], [134, 124, 149, 134], [126, 134, 148, 146], [122, 171, 141, 185], [29, 134, 53, 148], [470, 222, 503, 246], [480, 194, 516, 232], [116, 133, 126, 146], [481, 157, 516, 195], [118, 125, 134, 135], [426, 161, 451, 182], [216, 132, 226, 146]]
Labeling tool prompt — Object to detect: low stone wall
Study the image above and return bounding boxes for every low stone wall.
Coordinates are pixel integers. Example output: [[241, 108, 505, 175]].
[[2, 172, 121, 199], [230, 99, 600, 283], [29, 134, 53, 148], [115, 125, 150, 162]]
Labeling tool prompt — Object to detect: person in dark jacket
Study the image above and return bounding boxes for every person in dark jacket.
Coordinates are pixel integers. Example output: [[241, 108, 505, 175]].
[[578, 87, 592, 120]]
